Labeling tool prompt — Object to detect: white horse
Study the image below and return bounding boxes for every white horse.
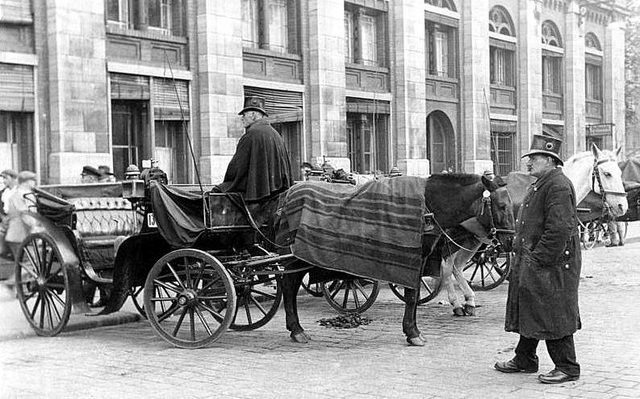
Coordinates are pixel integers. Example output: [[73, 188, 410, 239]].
[[438, 143, 628, 316]]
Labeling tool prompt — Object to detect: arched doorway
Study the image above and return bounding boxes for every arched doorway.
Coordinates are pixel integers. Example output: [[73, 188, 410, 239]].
[[426, 111, 455, 173]]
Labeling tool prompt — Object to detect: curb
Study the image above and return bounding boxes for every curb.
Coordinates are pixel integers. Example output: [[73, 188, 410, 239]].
[[0, 311, 142, 342]]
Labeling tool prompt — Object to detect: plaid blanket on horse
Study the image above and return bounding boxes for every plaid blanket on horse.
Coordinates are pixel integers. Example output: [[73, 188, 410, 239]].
[[279, 177, 429, 288]]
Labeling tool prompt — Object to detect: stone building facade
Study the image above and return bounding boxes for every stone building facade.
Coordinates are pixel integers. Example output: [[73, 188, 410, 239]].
[[0, 0, 629, 184]]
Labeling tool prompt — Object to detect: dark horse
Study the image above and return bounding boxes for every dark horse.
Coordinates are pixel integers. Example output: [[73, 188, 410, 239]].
[[278, 174, 515, 346]]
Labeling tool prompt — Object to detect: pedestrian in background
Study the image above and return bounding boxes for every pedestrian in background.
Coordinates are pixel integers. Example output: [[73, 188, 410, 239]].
[[0, 169, 18, 218], [606, 220, 625, 247], [495, 135, 582, 384], [81, 165, 102, 183], [4, 171, 37, 260], [98, 165, 117, 182]]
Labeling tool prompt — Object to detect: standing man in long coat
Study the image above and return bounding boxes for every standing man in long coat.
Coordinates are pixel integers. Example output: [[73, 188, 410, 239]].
[[494, 135, 582, 384], [216, 96, 293, 202]]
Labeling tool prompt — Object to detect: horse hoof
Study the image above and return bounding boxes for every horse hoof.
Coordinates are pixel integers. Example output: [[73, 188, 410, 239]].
[[291, 331, 310, 344], [463, 305, 476, 316], [406, 336, 425, 346], [453, 307, 465, 317]]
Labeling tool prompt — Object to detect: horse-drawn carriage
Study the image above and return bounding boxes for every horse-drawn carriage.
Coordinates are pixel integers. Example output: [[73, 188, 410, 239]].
[[13, 172, 514, 348]]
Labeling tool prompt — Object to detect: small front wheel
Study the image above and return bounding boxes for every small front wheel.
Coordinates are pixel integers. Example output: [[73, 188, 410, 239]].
[[322, 277, 379, 314], [144, 249, 236, 349], [15, 233, 72, 337], [388, 275, 442, 305]]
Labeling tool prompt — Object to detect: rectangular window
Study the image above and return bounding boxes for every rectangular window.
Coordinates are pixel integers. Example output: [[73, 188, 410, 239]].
[[542, 55, 563, 94], [490, 47, 515, 87], [107, 0, 130, 26], [345, 6, 386, 67], [268, 0, 288, 52], [149, 0, 172, 34], [345, 11, 355, 63], [242, 0, 260, 48], [434, 30, 448, 77], [585, 63, 602, 101], [426, 22, 457, 78], [0, 111, 34, 172], [490, 131, 516, 176], [360, 15, 377, 66]]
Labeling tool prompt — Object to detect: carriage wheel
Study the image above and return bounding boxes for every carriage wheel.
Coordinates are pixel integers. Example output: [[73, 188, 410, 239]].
[[15, 233, 72, 337], [582, 221, 603, 250], [130, 285, 146, 317], [321, 278, 380, 314], [463, 244, 510, 291], [301, 272, 323, 297], [144, 249, 236, 349], [229, 274, 282, 331], [388, 276, 442, 305]]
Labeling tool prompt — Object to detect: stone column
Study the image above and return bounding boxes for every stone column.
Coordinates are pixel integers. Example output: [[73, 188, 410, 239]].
[[305, 0, 347, 168], [517, 0, 543, 170], [604, 19, 626, 154], [391, 0, 428, 176], [460, 0, 492, 174], [564, 0, 585, 157], [195, 0, 244, 183], [43, 1, 111, 183]]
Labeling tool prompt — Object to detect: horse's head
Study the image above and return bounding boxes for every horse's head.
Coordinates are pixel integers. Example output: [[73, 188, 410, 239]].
[[477, 175, 515, 252], [591, 143, 628, 217]]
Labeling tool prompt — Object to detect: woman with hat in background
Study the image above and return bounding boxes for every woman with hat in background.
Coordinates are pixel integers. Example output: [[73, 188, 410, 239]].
[[215, 95, 293, 202], [494, 135, 582, 384]]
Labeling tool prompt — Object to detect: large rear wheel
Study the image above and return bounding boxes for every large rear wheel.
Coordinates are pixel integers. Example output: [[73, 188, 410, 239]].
[[463, 244, 510, 291], [144, 249, 236, 349], [15, 233, 72, 337]]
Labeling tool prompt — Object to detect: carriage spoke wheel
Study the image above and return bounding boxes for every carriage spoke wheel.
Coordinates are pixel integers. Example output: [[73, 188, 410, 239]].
[[321, 278, 380, 314], [144, 249, 236, 349], [388, 275, 442, 305], [301, 272, 323, 297], [463, 245, 510, 291], [230, 274, 282, 331], [15, 233, 71, 337]]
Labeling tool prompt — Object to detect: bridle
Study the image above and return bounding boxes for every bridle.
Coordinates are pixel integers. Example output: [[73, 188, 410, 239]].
[[433, 187, 515, 252], [592, 157, 626, 213]]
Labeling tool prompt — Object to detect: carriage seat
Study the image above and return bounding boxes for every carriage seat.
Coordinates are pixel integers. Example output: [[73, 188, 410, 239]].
[[69, 197, 143, 248]]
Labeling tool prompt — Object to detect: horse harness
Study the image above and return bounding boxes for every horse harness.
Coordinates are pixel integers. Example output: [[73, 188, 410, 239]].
[[425, 187, 514, 253], [592, 157, 626, 215]]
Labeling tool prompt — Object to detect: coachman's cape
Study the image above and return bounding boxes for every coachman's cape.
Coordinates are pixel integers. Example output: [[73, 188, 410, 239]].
[[218, 119, 293, 202]]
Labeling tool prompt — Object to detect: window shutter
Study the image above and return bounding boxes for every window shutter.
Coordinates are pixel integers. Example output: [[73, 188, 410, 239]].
[[376, 12, 387, 67], [153, 78, 190, 120], [110, 73, 150, 100], [0, 63, 34, 112], [171, 0, 184, 37]]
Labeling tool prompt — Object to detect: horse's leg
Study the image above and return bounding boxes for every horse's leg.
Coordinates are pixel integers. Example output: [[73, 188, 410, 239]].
[[452, 241, 483, 316], [441, 256, 465, 316], [402, 287, 424, 346], [282, 265, 309, 343]]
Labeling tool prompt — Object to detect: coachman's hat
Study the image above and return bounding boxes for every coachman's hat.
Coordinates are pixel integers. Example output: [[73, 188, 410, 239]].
[[238, 96, 268, 116], [522, 134, 564, 166]]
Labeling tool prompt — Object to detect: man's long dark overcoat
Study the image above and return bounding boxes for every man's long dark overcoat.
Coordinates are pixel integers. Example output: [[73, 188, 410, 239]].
[[505, 167, 582, 340], [219, 119, 293, 202]]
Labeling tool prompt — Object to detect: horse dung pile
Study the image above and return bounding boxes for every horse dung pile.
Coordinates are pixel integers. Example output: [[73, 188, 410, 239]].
[[317, 313, 372, 329]]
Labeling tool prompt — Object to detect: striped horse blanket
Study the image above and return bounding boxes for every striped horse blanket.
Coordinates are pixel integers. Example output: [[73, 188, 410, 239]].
[[278, 176, 429, 288]]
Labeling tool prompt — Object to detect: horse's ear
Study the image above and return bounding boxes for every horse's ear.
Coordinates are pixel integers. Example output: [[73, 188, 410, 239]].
[[591, 142, 602, 157], [615, 146, 623, 158]]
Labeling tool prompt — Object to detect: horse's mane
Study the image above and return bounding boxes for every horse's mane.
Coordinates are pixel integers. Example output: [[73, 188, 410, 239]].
[[427, 173, 480, 186], [564, 149, 617, 167]]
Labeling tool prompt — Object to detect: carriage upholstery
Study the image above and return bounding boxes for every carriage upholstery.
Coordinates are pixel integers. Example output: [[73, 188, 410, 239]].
[[69, 197, 142, 242]]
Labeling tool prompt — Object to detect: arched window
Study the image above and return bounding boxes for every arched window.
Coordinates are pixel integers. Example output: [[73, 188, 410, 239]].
[[489, 6, 515, 37], [585, 32, 602, 51], [541, 20, 562, 47], [424, 0, 456, 12]]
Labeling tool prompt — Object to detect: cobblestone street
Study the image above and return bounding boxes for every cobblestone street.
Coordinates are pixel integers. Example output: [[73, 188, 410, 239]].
[[1, 226, 640, 399]]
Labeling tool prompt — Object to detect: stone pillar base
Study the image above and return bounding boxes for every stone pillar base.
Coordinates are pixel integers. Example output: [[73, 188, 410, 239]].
[[49, 153, 112, 184], [398, 159, 430, 177]]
